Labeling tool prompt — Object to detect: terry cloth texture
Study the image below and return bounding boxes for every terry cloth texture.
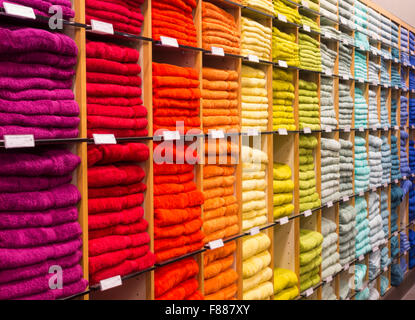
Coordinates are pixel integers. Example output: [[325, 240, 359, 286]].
[[391, 98, 397, 127], [322, 283, 337, 300], [355, 263, 367, 292], [301, 13, 320, 33], [380, 191, 390, 238], [321, 218, 342, 280], [354, 50, 367, 81], [299, 32, 322, 72], [381, 58, 391, 86], [0, 26, 80, 140], [391, 185, 404, 235], [153, 62, 200, 134], [299, 79, 320, 130], [201, 2, 240, 55], [151, 0, 197, 47], [369, 135, 382, 188], [0, 148, 87, 299], [391, 135, 402, 181], [242, 0, 274, 15], [368, 192, 385, 249], [273, 163, 294, 219], [338, 82, 353, 129], [273, 0, 300, 24], [410, 230, 415, 268], [241, 64, 268, 131], [368, 89, 380, 128], [380, 90, 390, 127], [355, 197, 372, 258], [401, 96, 409, 127], [241, 17, 272, 61], [354, 87, 368, 129], [338, 0, 353, 28], [320, 42, 336, 75], [368, 59, 380, 84], [272, 69, 296, 130], [338, 42, 352, 78], [401, 131, 411, 177], [320, 138, 340, 204], [86, 40, 148, 138], [273, 268, 298, 300], [400, 231, 411, 273], [242, 233, 273, 300], [354, 135, 369, 193], [299, 135, 321, 211], [320, 78, 337, 130], [339, 204, 356, 266], [272, 26, 299, 67], [320, 0, 338, 22], [339, 138, 353, 197], [299, 229, 323, 292], [391, 65, 401, 88]]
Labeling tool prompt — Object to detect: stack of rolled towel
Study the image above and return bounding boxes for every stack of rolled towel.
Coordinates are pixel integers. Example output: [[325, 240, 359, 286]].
[[202, 67, 239, 133], [300, 229, 323, 292], [299, 33, 322, 72], [273, 0, 301, 24], [241, 65, 268, 132], [339, 204, 357, 266], [0, 26, 80, 140], [391, 135, 402, 181], [319, 0, 337, 21], [369, 250, 381, 281], [368, 60, 380, 83], [355, 135, 370, 193], [321, 218, 342, 280], [320, 42, 336, 74], [355, 87, 368, 128], [380, 59, 391, 86], [410, 140, 415, 173], [242, 0, 274, 15], [86, 0, 143, 35], [354, 50, 368, 81], [369, 135, 383, 188], [338, 43, 352, 78], [368, 192, 385, 248], [400, 231, 411, 273], [401, 96, 409, 127], [273, 163, 294, 219], [355, 196, 372, 258], [301, 14, 320, 33], [0, 149, 88, 299], [391, 99, 397, 127], [152, 0, 197, 47], [380, 191, 390, 238], [321, 138, 340, 204], [339, 139, 354, 197], [273, 268, 299, 300], [202, 2, 240, 55], [411, 99, 415, 127], [401, 131, 411, 177], [242, 146, 269, 231], [241, 17, 272, 61], [381, 246, 391, 270], [153, 63, 200, 134], [299, 135, 321, 212], [299, 79, 320, 130], [368, 89, 380, 128], [272, 27, 300, 67], [401, 67, 408, 91], [391, 185, 403, 234], [272, 69, 296, 130], [320, 78, 337, 130], [380, 90, 390, 127], [338, 82, 353, 129], [242, 233, 273, 300]]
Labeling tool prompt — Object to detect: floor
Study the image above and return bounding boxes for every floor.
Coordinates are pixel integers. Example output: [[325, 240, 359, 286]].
[[402, 287, 415, 300]]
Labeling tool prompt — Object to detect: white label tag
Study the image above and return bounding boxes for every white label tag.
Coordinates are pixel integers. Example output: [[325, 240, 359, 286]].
[[395, 86, 399, 90], [404, 176, 407, 180], [394, 59, 398, 63], [210, 129, 225, 139], [4, 135, 35, 149], [211, 46, 224, 56], [248, 54, 259, 63], [305, 288, 314, 297], [384, 266, 388, 272], [100, 275, 122, 291], [163, 131, 180, 141], [343, 39, 349, 45], [344, 126, 351, 132], [394, 179, 399, 184], [343, 196, 350, 202], [303, 25, 311, 32], [247, 128, 259, 137], [372, 187, 377, 192], [360, 45, 365, 51], [373, 246, 379, 252], [279, 217, 289, 225], [394, 126, 399, 131], [325, 70, 333, 76], [3, 2, 35, 19], [326, 201, 333, 208], [325, 276, 333, 283], [160, 36, 179, 48], [278, 60, 288, 68], [325, 127, 332, 133], [304, 210, 312, 217], [93, 134, 116, 145], [359, 255, 365, 261], [384, 183, 388, 188], [249, 227, 260, 236], [394, 232, 398, 237], [384, 126, 388, 131], [278, 128, 288, 135], [91, 19, 114, 35], [208, 239, 224, 250], [372, 126, 378, 131], [278, 14, 287, 23], [359, 191, 364, 197], [324, 32, 332, 39], [304, 127, 312, 134], [358, 78, 364, 83], [359, 127, 364, 132], [405, 251, 408, 256], [302, 0, 309, 8], [384, 84, 388, 88], [343, 75, 350, 80], [344, 263, 350, 271], [340, 17, 347, 25]]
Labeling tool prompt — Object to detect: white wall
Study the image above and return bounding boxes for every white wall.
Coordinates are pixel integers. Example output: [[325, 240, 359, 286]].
[[371, 0, 415, 27]]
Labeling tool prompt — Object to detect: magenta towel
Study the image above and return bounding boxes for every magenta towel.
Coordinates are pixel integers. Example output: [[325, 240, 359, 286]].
[[0, 88, 74, 101], [0, 264, 83, 300], [0, 174, 72, 193], [17, 278, 88, 300], [0, 52, 77, 68], [0, 184, 81, 212], [0, 77, 73, 91], [0, 148, 80, 176], [0, 0, 74, 19], [0, 206, 78, 230], [0, 238, 82, 269], [0, 99, 79, 116], [0, 62, 75, 80], [0, 26, 77, 56], [0, 112, 80, 128], [0, 249, 82, 284], [0, 125, 78, 139]]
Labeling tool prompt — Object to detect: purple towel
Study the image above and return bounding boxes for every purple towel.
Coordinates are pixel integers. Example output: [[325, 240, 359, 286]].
[[0, 148, 80, 176], [0, 77, 73, 91], [0, 88, 74, 101], [0, 221, 82, 248], [0, 25, 78, 56], [0, 249, 82, 284], [0, 184, 80, 212], [17, 278, 88, 300], [0, 99, 79, 116], [0, 174, 72, 193], [0, 62, 76, 80], [0, 238, 82, 269], [0, 125, 79, 139], [0, 51, 77, 68], [0, 206, 78, 230], [0, 264, 83, 300], [0, 0, 74, 19], [0, 112, 80, 128]]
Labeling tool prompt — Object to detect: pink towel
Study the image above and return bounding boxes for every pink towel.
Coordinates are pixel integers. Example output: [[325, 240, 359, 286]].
[[0, 174, 72, 193]]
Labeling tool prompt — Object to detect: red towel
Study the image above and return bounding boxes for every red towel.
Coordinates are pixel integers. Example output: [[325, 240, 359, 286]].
[[157, 278, 199, 300], [154, 217, 203, 239], [88, 96, 143, 107], [88, 193, 144, 214], [88, 105, 147, 119], [87, 143, 149, 167], [86, 0, 144, 23], [154, 207, 201, 227], [88, 183, 147, 199], [88, 164, 145, 188], [89, 219, 148, 240], [88, 206, 144, 230], [154, 190, 204, 209], [87, 115, 147, 129], [89, 232, 150, 257], [87, 83, 142, 98], [87, 58, 140, 76], [154, 230, 204, 252], [86, 40, 139, 62], [87, 73, 142, 86]]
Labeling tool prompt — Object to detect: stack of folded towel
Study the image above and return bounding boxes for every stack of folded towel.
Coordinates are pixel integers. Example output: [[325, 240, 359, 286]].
[[338, 82, 353, 129], [380, 90, 390, 127], [391, 185, 404, 234], [381, 136, 391, 184], [401, 131, 411, 177], [322, 283, 337, 300], [272, 27, 299, 67], [391, 263, 404, 287], [401, 67, 408, 91], [299, 33, 322, 72], [368, 192, 385, 248], [320, 42, 336, 74], [241, 65, 268, 131], [411, 99, 415, 126], [369, 250, 381, 281], [338, 43, 352, 78], [272, 69, 296, 130], [242, 146, 269, 230], [300, 229, 323, 292], [321, 138, 340, 204], [355, 32, 369, 51], [368, 89, 380, 128], [321, 25, 341, 41], [380, 191, 390, 238], [273, 0, 301, 24], [242, 233, 273, 300], [391, 135, 402, 181], [301, 14, 320, 33], [339, 139, 354, 197], [391, 65, 401, 88], [152, 0, 197, 47], [355, 87, 368, 128], [391, 235, 399, 258], [401, 28, 410, 65], [340, 276, 351, 300], [301, 0, 319, 11], [410, 140, 415, 173], [321, 218, 342, 280], [355, 50, 368, 81], [391, 99, 397, 127], [202, 2, 240, 55], [273, 268, 299, 300], [338, 0, 354, 28], [354, 264, 367, 292], [320, 78, 337, 130], [392, 47, 400, 62], [299, 79, 320, 130], [242, 0, 274, 15], [273, 163, 294, 219], [339, 204, 357, 266], [400, 231, 411, 273], [410, 230, 415, 268], [381, 246, 391, 270], [355, 135, 370, 193], [319, 0, 337, 21], [369, 135, 383, 188], [368, 60, 380, 83], [355, 196, 372, 258], [411, 71, 415, 90], [368, 283, 380, 300], [401, 96, 409, 127], [380, 275, 389, 296], [411, 186, 415, 223], [241, 17, 272, 60], [380, 59, 391, 86], [299, 135, 321, 211]]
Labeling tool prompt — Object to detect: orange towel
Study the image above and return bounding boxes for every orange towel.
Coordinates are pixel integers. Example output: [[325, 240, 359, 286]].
[[204, 255, 234, 279], [204, 268, 238, 295], [203, 68, 239, 82], [154, 207, 201, 227], [205, 283, 238, 300], [203, 108, 239, 117], [204, 241, 237, 265], [203, 214, 238, 236], [154, 218, 203, 239], [202, 79, 238, 91], [202, 100, 238, 109], [203, 186, 234, 200], [203, 176, 236, 190], [202, 90, 238, 100], [203, 203, 239, 221]]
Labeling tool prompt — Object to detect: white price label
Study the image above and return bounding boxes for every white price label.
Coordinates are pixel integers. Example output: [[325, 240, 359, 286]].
[[384, 84, 388, 88], [302, 0, 309, 8], [325, 276, 333, 283], [359, 255, 365, 261], [3, 2, 35, 19], [210, 129, 225, 139], [384, 126, 388, 131], [163, 131, 180, 141], [325, 70, 333, 77], [303, 25, 311, 32], [211, 46, 224, 56], [394, 232, 398, 237], [340, 17, 347, 25], [208, 239, 224, 250], [373, 246, 379, 252], [343, 75, 350, 80], [344, 263, 350, 271], [278, 128, 288, 135], [359, 127, 364, 132], [344, 126, 351, 132], [394, 179, 399, 184], [93, 134, 116, 145], [91, 20, 114, 35], [304, 127, 312, 134], [248, 54, 260, 63], [100, 275, 122, 291], [325, 127, 332, 133], [160, 36, 179, 48], [324, 32, 332, 39], [394, 59, 399, 63], [395, 86, 399, 90], [326, 201, 333, 208], [358, 78, 364, 83], [384, 183, 388, 188], [247, 128, 259, 137], [343, 196, 350, 202], [405, 251, 408, 256], [384, 266, 388, 272], [278, 14, 287, 23], [359, 45, 365, 51], [304, 210, 312, 217], [359, 191, 364, 197], [305, 288, 314, 297], [394, 126, 399, 131], [279, 217, 289, 225], [278, 60, 288, 68], [372, 126, 378, 131], [249, 227, 260, 236], [404, 176, 407, 180], [4, 135, 35, 149], [343, 39, 349, 45], [372, 187, 377, 192]]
